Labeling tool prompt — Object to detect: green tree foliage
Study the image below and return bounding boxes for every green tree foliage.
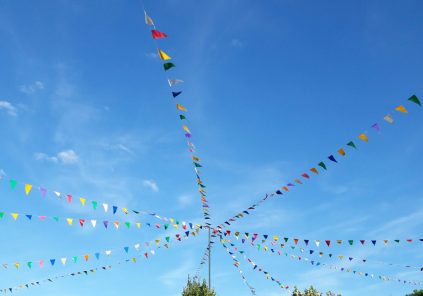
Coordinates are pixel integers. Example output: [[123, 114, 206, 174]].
[[292, 286, 341, 296], [182, 277, 216, 296], [406, 290, 423, 296]]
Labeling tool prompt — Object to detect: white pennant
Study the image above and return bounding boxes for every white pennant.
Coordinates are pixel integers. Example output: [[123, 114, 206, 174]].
[[91, 220, 97, 228], [61, 258, 67, 265], [102, 203, 109, 213], [105, 250, 112, 256]]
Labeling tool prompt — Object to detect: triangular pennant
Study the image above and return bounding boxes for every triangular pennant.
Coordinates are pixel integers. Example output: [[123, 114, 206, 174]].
[[10, 179, 17, 189], [103, 203, 109, 212], [168, 79, 184, 87], [144, 11, 154, 26], [67, 218, 73, 226], [24, 184, 32, 195], [408, 95, 421, 106], [151, 29, 167, 39], [347, 141, 356, 149], [176, 104, 187, 111], [112, 206, 118, 214], [79, 197, 86, 206], [384, 114, 394, 124], [337, 148, 346, 156], [158, 49, 171, 61], [91, 220, 97, 228], [318, 162, 327, 170], [358, 133, 368, 142], [328, 155, 337, 163], [11, 213, 19, 220], [310, 168, 318, 174], [92, 201, 98, 209], [395, 105, 408, 113], [172, 91, 182, 98], [163, 62, 176, 71]]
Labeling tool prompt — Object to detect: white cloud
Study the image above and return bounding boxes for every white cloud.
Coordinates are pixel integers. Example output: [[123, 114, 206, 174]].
[[143, 179, 159, 192], [0, 101, 17, 116], [231, 39, 243, 48], [57, 149, 79, 164], [34, 149, 79, 165], [19, 81, 44, 94], [178, 194, 194, 208]]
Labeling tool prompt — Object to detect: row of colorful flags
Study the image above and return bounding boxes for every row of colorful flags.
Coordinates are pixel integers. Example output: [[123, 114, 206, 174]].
[[0, 177, 194, 226], [0, 210, 200, 231], [1, 228, 200, 271], [222, 235, 422, 287], [217, 95, 421, 229], [143, 10, 212, 225]]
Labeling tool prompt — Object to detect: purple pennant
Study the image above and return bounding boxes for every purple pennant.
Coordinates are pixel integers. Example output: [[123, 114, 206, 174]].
[[371, 123, 381, 132], [185, 133, 192, 138], [287, 183, 295, 187], [103, 221, 109, 229], [39, 187, 47, 197]]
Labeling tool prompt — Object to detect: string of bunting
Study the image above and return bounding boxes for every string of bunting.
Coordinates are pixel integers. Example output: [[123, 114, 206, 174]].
[[224, 236, 422, 286], [219, 237, 257, 295], [0, 210, 201, 232], [142, 8, 211, 225], [0, 176, 194, 226], [217, 94, 421, 229], [1, 228, 200, 271], [219, 234, 291, 293], [0, 229, 196, 294], [220, 229, 423, 248]]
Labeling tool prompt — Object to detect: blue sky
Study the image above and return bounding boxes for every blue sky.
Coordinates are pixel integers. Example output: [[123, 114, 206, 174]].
[[0, 0, 422, 295]]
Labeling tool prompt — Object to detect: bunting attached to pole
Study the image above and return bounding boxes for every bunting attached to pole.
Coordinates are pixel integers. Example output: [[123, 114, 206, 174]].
[[217, 94, 421, 229]]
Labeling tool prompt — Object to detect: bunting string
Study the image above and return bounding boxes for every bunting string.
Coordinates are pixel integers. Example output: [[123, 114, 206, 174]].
[[0, 229, 196, 294], [224, 236, 422, 286], [220, 229, 423, 248], [219, 237, 257, 295], [0, 228, 200, 272], [217, 94, 421, 229], [142, 7, 212, 225], [0, 176, 194, 226], [219, 235, 291, 293], [231, 233, 423, 271], [0, 210, 201, 232]]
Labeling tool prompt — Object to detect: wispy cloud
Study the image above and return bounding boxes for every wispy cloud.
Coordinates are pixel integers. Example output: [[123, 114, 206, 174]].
[[0, 100, 18, 116], [142, 179, 159, 192], [178, 194, 194, 208], [19, 81, 44, 94], [231, 38, 243, 48], [34, 149, 79, 165]]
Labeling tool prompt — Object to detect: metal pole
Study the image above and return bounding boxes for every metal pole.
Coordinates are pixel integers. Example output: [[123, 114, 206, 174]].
[[208, 227, 211, 289]]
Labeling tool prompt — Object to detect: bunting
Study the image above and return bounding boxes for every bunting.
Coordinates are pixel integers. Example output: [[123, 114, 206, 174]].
[[218, 94, 421, 229], [143, 8, 211, 224]]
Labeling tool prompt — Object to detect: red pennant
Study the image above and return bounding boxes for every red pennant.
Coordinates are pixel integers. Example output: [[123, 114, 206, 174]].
[[151, 30, 167, 39], [79, 219, 85, 227], [360, 240, 365, 245], [67, 194, 72, 203], [294, 239, 299, 245], [325, 240, 331, 247], [301, 173, 310, 179]]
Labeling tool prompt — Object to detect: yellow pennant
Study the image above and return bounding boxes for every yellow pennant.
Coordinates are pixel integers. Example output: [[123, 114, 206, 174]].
[[67, 218, 73, 226], [158, 49, 171, 61], [182, 125, 191, 134], [395, 105, 408, 113], [310, 167, 318, 174], [173, 224, 178, 229], [25, 184, 32, 196], [79, 197, 86, 206], [337, 148, 346, 156], [122, 208, 128, 214], [176, 104, 187, 111], [170, 218, 175, 224], [132, 258, 137, 263], [273, 235, 279, 242], [339, 255, 344, 260], [11, 213, 19, 220], [358, 133, 368, 142], [14, 262, 20, 269], [136, 222, 141, 228], [192, 156, 200, 162], [384, 114, 394, 124], [155, 239, 160, 245]]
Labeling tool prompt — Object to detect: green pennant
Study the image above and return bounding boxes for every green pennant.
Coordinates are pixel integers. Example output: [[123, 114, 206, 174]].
[[284, 237, 288, 243], [193, 162, 202, 168], [199, 184, 206, 188], [0, 212, 4, 219], [27, 262, 32, 269], [394, 240, 400, 243], [408, 95, 421, 106], [291, 246, 295, 250], [348, 240, 353, 245], [125, 222, 130, 228], [10, 179, 17, 189], [179, 115, 186, 120], [176, 220, 180, 225], [163, 62, 176, 71], [347, 141, 357, 149], [53, 216, 59, 222], [318, 162, 327, 170], [72, 256, 78, 263], [164, 224, 169, 230], [165, 236, 170, 242], [92, 201, 98, 210], [257, 244, 261, 250]]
